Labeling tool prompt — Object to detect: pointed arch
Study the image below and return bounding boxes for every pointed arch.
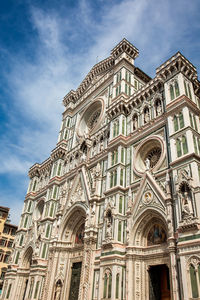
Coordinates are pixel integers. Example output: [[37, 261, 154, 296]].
[[59, 204, 87, 241], [130, 209, 168, 247], [21, 246, 34, 268]]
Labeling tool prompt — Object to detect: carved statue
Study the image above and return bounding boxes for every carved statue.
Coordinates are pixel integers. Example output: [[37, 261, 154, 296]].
[[156, 101, 162, 116], [54, 282, 62, 300], [145, 158, 150, 170], [106, 220, 112, 239], [133, 116, 138, 130], [182, 192, 192, 219], [144, 109, 150, 123]]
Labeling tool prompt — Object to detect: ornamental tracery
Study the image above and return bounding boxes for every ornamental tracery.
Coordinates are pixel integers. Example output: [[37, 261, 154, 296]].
[[145, 147, 161, 168], [87, 109, 101, 129]]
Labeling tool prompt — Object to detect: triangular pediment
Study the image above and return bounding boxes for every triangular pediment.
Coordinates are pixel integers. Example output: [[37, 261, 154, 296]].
[[132, 172, 167, 219], [66, 167, 91, 208]]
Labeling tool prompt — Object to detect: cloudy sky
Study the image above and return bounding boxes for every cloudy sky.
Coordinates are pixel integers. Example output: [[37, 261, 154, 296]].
[[0, 0, 200, 224]]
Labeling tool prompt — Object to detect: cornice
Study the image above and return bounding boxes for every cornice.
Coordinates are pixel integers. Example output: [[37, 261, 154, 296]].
[[51, 144, 67, 161], [156, 52, 197, 82], [28, 158, 52, 179], [111, 38, 139, 60]]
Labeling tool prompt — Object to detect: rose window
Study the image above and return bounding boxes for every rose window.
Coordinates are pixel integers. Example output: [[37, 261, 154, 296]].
[[87, 109, 101, 129], [145, 147, 161, 168]]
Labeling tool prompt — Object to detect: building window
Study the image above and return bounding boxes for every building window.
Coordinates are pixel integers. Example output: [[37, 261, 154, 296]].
[[116, 84, 121, 97], [116, 71, 122, 83], [34, 281, 40, 299], [170, 84, 175, 100], [190, 264, 199, 298], [6, 284, 12, 299], [125, 70, 131, 83], [118, 221, 122, 242], [190, 112, 198, 131], [14, 251, 19, 264], [45, 224, 51, 238], [120, 169, 124, 186], [42, 243, 47, 259], [121, 148, 124, 163], [170, 80, 180, 100], [28, 278, 34, 299], [113, 119, 119, 138], [119, 196, 123, 214], [176, 136, 188, 157], [24, 216, 28, 228], [184, 80, 192, 99], [116, 273, 120, 299], [32, 180, 37, 192], [19, 235, 24, 246], [103, 270, 112, 299], [122, 118, 125, 135], [173, 111, 184, 132], [111, 150, 118, 166]]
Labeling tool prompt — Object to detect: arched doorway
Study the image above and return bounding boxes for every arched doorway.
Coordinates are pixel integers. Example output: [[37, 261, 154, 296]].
[[60, 206, 86, 300], [130, 211, 171, 300], [21, 246, 33, 300]]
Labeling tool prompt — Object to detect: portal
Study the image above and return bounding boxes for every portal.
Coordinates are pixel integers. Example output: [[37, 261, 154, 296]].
[[68, 262, 82, 300], [149, 264, 171, 300]]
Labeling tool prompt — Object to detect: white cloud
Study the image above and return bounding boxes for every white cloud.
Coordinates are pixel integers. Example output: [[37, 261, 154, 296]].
[[1, 0, 200, 182]]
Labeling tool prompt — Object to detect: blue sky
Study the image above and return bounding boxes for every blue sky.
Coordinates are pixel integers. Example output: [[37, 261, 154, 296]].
[[0, 0, 200, 225]]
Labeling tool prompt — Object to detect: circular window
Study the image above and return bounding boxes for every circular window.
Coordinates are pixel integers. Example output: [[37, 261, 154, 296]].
[[145, 147, 161, 168], [133, 135, 165, 175], [77, 99, 104, 138]]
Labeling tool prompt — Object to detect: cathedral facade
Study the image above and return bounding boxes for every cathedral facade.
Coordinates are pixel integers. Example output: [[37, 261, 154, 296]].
[[1, 39, 200, 300]]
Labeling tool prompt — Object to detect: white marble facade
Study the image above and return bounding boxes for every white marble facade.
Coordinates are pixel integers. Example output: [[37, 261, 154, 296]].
[[1, 39, 200, 300]]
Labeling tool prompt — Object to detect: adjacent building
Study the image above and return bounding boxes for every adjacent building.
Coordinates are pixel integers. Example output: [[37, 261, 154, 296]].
[[0, 206, 17, 296], [1, 39, 200, 300]]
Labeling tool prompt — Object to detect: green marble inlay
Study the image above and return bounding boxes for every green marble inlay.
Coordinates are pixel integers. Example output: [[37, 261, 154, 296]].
[[178, 234, 200, 242]]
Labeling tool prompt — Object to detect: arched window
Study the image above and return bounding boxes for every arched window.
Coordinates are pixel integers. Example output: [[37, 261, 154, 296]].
[[174, 115, 178, 132], [116, 273, 120, 299], [28, 278, 34, 299], [176, 139, 182, 157], [182, 136, 188, 154], [120, 169, 124, 186], [190, 264, 199, 298], [175, 81, 180, 97], [119, 196, 123, 214], [108, 273, 112, 298], [170, 85, 175, 100], [45, 224, 51, 238], [116, 120, 119, 135], [179, 112, 184, 128], [114, 170, 117, 186], [118, 221, 122, 242], [103, 273, 108, 298], [103, 270, 112, 298], [113, 123, 116, 137], [122, 119, 125, 135], [121, 148, 124, 163]]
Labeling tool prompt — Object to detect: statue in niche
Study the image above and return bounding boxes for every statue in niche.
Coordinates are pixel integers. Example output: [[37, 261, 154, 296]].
[[105, 210, 112, 240], [144, 108, 150, 123], [54, 280, 62, 300], [92, 163, 101, 192], [181, 192, 193, 219], [133, 116, 138, 130], [156, 100, 162, 116], [60, 180, 68, 199]]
